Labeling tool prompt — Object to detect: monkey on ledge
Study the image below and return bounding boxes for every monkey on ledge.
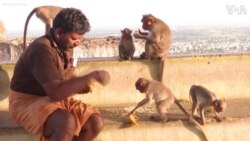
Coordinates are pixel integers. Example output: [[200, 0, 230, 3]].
[[23, 5, 63, 50], [133, 14, 172, 61]]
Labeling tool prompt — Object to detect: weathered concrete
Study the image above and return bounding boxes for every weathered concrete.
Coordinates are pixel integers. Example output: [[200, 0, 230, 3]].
[[1, 98, 250, 141], [1, 119, 250, 141], [0, 54, 250, 141], [1, 54, 250, 108]]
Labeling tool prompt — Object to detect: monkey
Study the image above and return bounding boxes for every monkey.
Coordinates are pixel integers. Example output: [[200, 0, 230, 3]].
[[23, 5, 63, 50], [129, 78, 208, 141], [118, 28, 135, 60], [189, 85, 227, 125], [133, 14, 171, 82], [133, 14, 172, 61], [129, 78, 175, 122]]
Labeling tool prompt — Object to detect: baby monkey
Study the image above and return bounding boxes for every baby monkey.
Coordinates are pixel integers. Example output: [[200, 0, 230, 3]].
[[129, 78, 175, 122], [189, 85, 227, 125], [118, 28, 135, 60]]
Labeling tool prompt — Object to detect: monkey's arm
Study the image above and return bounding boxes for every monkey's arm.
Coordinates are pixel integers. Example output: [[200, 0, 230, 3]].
[[130, 98, 151, 114], [118, 44, 124, 58], [200, 108, 206, 125], [214, 112, 223, 122], [133, 31, 160, 44], [138, 29, 148, 36]]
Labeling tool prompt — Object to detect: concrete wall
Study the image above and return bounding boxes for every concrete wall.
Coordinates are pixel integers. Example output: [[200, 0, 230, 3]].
[[0, 54, 250, 140], [1, 54, 250, 108]]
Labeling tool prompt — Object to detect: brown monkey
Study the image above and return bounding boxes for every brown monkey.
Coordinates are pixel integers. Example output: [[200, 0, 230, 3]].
[[189, 85, 227, 125], [118, 28, 135, 60], [133, 14, 172, 61], [23, 5, 63, 50], [129, 78, 208, 141], [129, 78, 175, 122]]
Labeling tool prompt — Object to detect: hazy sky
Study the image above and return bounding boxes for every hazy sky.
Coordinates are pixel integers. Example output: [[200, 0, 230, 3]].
[[0, 0, 250, 36]]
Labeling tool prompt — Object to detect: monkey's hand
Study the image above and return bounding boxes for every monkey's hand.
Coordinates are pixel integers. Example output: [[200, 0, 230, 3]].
[[93, 70, 111, 86], [133, 29, 142, 38], [215, 116, 223, 122]]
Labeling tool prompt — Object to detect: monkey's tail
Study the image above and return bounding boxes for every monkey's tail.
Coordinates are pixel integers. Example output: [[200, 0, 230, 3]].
[[174, 99, 209, 141], [23, 7, 37, 51], [159, 60, 165, 82]]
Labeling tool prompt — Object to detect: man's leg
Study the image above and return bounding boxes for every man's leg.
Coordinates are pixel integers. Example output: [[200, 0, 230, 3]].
[[44, 109, 76, 141], [73, 113, 104, 141]]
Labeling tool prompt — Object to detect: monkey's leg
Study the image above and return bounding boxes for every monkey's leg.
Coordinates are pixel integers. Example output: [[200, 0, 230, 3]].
[[199, 105, 206, 125], [192, 101, 199, 117], [156, 100, 172, 122]]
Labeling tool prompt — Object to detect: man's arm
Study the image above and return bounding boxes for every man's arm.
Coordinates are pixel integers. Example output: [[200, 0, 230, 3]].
[[43, 70, 110, 101]]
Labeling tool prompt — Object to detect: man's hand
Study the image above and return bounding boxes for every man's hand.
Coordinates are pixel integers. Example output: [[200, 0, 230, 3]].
[[93, 70, 110, 86], [78, 85, 92, 94]]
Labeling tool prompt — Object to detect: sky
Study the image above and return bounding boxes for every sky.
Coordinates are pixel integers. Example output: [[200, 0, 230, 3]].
[[0, 0, 250, 37]]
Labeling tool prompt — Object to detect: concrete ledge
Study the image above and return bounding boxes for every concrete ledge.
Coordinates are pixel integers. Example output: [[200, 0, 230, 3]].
[[1, 98, 250, 141], [0, 117, 250, 141], [1, 54, 249, 107], [0, 128, 38, 141], [0, 54, 250, 138], [96, 118, 250, 141]]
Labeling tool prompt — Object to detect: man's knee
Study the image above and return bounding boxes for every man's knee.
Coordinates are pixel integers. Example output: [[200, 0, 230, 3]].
[[44, 109, 76, 136], [88, 113, 103, 133]]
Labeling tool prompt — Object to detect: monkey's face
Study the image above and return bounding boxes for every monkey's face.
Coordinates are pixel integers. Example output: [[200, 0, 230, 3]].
[[214, 100, 227, 112], [141, 15, 155, 31], [121, 28, 132, 38]]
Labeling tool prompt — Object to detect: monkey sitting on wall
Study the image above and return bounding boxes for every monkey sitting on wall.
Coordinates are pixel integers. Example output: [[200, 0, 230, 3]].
[[189, 85, 227, 125], [133, 14, 172, 61], [23, 5, 63, 50], [118, 28, 135, 60]]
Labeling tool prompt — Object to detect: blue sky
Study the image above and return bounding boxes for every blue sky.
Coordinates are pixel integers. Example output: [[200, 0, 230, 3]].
[[0, 0, 250, 36]]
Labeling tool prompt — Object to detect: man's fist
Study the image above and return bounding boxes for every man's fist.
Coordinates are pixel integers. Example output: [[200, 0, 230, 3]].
[[94, 70, 110, 86]]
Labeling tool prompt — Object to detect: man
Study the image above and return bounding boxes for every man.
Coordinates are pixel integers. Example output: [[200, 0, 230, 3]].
[[9, 8, 110, 141]]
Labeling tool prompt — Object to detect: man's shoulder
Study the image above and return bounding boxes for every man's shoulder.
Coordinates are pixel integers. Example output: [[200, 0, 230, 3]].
[[27, 36, 56, 54], [30, 36, 50, 47]]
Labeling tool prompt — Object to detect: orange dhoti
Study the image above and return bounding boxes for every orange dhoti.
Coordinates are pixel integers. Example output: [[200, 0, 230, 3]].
[[8, 89, 100, 141]]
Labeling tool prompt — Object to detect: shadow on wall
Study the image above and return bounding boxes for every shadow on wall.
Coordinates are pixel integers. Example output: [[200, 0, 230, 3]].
[[0, 66, 10, 101]]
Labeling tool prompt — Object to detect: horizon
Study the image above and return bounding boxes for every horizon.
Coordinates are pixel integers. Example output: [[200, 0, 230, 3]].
[[5, 24, 250, 39], [0, 0, 250, 38]]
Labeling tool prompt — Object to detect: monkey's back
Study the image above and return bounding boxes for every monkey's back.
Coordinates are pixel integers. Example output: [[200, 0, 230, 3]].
[[189, 85, 216, 102], [146, 81, 174, 102], [147, 18, 172, 58]]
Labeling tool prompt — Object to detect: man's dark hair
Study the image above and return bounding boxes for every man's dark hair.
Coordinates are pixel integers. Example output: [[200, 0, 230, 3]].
[[53, 7, 90, 34]]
